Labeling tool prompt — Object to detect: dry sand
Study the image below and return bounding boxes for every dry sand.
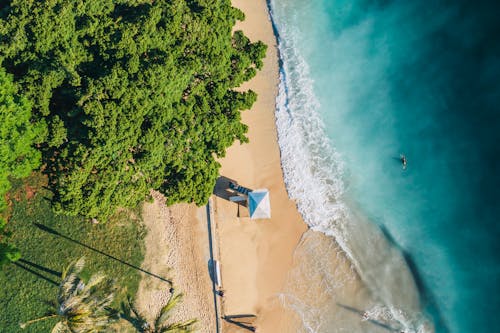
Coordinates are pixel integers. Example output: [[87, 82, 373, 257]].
[[135, 0, 309, 331], [135, 1, 355, 332], [135, 192, 215, 333], [212, 1, 308, 331]]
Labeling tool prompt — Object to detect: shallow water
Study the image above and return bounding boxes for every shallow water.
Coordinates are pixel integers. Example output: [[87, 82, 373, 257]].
[[270, 0, 500, 332]]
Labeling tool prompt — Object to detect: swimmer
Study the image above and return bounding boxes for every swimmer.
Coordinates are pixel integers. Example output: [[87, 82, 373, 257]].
[[400, 154, 407, 170]]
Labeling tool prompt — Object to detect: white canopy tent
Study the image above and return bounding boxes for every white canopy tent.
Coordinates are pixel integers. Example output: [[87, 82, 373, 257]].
[[248, 189, 271, 219]]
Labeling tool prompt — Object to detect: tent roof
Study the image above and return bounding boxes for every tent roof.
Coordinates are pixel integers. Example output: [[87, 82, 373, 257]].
[[248, 189, 271, 219]]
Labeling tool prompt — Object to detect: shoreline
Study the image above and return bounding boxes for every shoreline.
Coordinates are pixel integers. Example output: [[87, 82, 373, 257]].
[[260, 2, 429, 332], [214, 0, 307, 331], [133, 2, 308, 331], [135, 1, 422, 332], [132, 2, 306, 331], [219, 1, 424, 332]]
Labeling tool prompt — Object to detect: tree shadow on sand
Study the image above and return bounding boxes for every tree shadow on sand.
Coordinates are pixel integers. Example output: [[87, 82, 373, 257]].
[[222, 314, 256, 332]]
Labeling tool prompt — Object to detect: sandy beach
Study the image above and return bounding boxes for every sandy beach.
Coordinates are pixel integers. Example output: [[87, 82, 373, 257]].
[[132, 1, 380, 332], [213, 0, 308, 331], [135, 193, 215, 332], [135, 1, 308, 332]]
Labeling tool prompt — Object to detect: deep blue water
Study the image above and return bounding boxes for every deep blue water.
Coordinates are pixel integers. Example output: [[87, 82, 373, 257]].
[[271, 0, 500, 332]]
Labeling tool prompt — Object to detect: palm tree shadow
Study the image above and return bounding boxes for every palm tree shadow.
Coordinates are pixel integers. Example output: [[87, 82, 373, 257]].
[[119, 293, 194, 332], [13, 261, 59, 286], [18, 258, 62, 277], [33, 223, 172, 286]]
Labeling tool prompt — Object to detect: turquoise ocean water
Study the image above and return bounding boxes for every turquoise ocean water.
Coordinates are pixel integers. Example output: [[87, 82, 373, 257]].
[[269, 0, 500, 332]]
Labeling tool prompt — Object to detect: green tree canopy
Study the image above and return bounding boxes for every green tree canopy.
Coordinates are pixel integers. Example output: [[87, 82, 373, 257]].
[[0, 67, 43, 266], [0, 0, 266, 220]]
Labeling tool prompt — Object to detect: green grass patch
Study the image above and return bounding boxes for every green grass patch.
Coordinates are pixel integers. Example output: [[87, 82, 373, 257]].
[[0, 174, 146, 332]]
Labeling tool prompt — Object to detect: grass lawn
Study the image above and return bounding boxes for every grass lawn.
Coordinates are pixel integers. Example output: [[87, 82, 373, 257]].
[[0, 174, 146, 332]]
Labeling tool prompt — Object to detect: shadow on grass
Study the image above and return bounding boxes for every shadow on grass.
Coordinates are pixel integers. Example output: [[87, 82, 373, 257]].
[[18, 259, 61, 277], [33, 223, 172, 286], [13, 261, 59, 286]]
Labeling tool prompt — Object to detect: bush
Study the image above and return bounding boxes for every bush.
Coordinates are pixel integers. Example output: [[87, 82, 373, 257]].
[[0, 0, 266, 220]]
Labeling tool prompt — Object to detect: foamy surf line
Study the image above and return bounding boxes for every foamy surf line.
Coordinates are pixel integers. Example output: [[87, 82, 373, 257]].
[[265, 0, 356, 275], [266, 1, 433, 332]]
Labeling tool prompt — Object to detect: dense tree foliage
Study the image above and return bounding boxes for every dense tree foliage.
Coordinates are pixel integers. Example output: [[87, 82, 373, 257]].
[[0, 68, 43, 266], [0, 0, 266, 220]]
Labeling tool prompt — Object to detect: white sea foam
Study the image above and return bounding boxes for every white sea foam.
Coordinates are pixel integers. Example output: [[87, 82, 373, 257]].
[[363, 304, 433, 333], [278, 231, 359, 333], [270, 0, 353, 260], [268, 1, 433, 332]]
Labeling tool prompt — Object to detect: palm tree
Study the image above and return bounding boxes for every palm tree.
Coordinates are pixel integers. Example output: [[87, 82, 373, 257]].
[[20, 257, 118, 332], [123, 292, 196, 333]]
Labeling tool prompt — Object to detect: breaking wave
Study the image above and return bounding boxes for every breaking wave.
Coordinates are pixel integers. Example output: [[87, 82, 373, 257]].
[[267, 1, 432, 332]]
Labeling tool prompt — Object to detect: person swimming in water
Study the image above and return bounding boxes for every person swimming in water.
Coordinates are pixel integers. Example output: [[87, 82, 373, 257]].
[[400, 154, 407, 170]]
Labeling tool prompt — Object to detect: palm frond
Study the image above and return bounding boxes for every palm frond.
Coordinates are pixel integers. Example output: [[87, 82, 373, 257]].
[[50, 321, 70, 333], [128, 297, 148, 324], [58, 258, 116, 333], [84, 272, 106, 290], [126, 296, 141, 319], [19, 314, 60, 330], [58, 257, 85, 304], [121, 297, 149, 332], [124, 291, 196, 333], [24, 257, 117, 333], [155, 293, 182, 328], [159, 319, 197, 333]]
